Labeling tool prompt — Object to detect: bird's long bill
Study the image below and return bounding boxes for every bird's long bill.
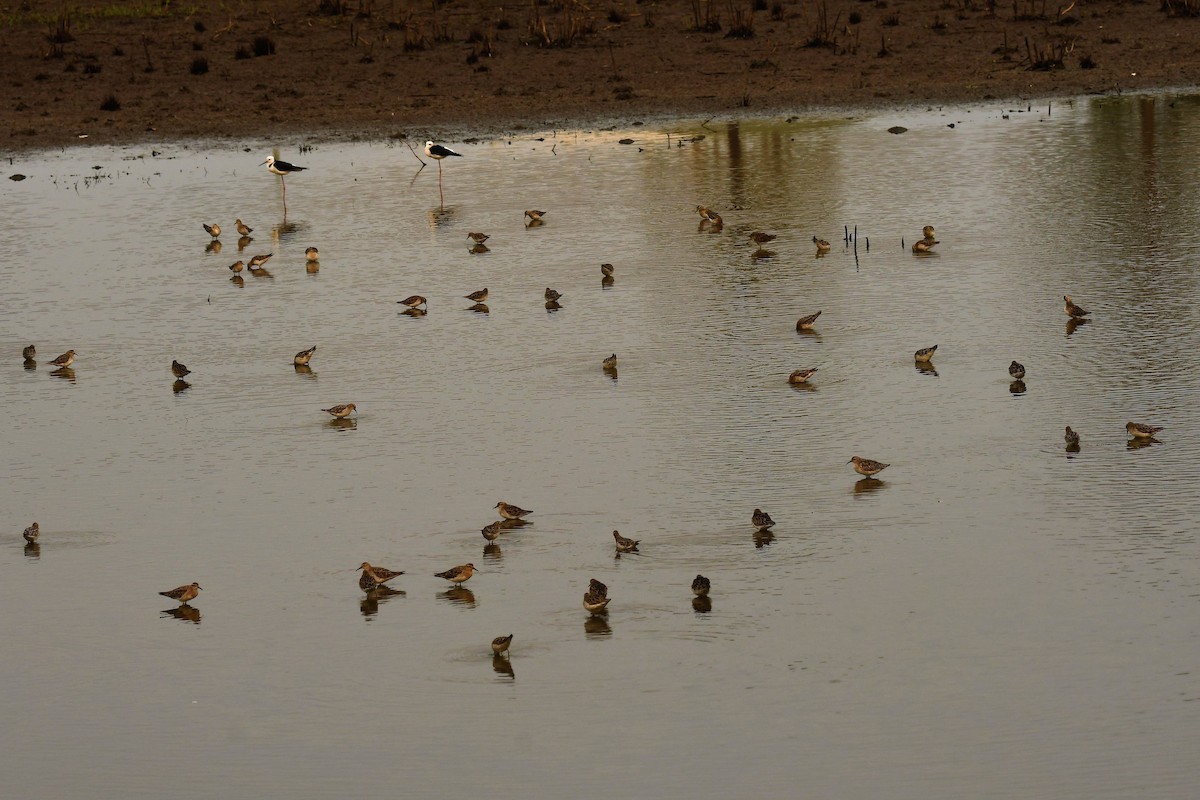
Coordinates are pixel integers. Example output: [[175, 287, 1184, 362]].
[[259, 158, 270, 165], [846, 459, 853, 464]]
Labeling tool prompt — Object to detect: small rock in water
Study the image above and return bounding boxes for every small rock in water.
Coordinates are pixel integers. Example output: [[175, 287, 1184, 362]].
[[619, 138, 635, 145], [887, 126, 908, 135], [9, 174, 26, 181]]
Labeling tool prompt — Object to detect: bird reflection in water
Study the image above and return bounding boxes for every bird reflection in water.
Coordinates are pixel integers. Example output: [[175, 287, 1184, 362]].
[[602, 275, 615, 289], [205, 240, 222, 254], [161, 604, 202, 625], [467, 303, 489, 315], [692, 596, 713, 614], [293, 364, 315, 378], [428, 205, 458, 229], [172, 379, 191, 394], [23, 358, 36, 371], [499, 518, 531, 531], [1066, 317, 1090, 338], [1126, 436, 1161, 451], [492, 654, 515, 679], [50, 367, 76, 383], [469, 243, 490, 255], [23, 542, 40, 560], [751, 248, 775, 261], [327, 418, 357, 432], [1009, 380, 1026, 396], [853, 477, 886, 495], [914, 362, 938, 378], [271, 220, 300, 243], [584, 614, 611, 638], [360, 586, 405, 618], [440, 587, 476, 608], [482, 542, 502, 561], [545, 300, 562, 313], [752, 529, 776, 549], [229, 275, 245, 288], [400, 307, 427, 318], [237, 235, 253, 252]]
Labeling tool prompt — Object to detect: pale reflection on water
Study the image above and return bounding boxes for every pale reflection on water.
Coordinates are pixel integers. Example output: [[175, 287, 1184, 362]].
[[3, 94, 1200, 799]]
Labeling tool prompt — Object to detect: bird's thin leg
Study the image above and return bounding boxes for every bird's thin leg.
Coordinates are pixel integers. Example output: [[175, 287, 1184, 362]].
[[438, 160, 444, 210], [281, 175, 288, 215]]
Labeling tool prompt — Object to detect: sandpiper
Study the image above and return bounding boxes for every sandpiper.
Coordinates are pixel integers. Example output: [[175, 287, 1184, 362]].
[[491, 634, 514, 656], [495, 501, 532, 520], [796, 310, 822, 331], [602, 354, 618, 370], [911, 238, 939, 253], [23, 522, 39, 544], [914, 345, 938, 363], [247, 253, 273, 268], [810, 237, 830, 254], [1126, 421, 1163, 439], [601, 263, 615, 277], [544, 288, 563, 302], [358, 561, 405, 592], [293, 346, 317, 366], [228, 260, 244, 274], [1064, 426, 1080, 448], [22, 344, 35, 360], [524, 209, 547, 221], [171, 360, 191, 379], [788, 368, 817, 384], [49, 349, 76, 368], [848, 455, 889, 478], [465, 288, 489, 303], [322, 403, 357, 418], [235, 218, 253, 236], [305, 247, 319, 262], [612, 530, 640, 553], [1064, 295, 1089, 318], [695, 206, 722, 224], [466, 232, 490, 244], [583, 578, 610, 614], [750, 231, 777, 244], [751, 508, 775, 530], [481, 521, 503, 541], [159, 582, 202, 604], [692, 574, 711, 597], [397, 295, 427, 309], [435, 563, 477, 585], [203, 222, 221, 239], [1009, 361, 1026, 380], [922, 225, 936, 239]]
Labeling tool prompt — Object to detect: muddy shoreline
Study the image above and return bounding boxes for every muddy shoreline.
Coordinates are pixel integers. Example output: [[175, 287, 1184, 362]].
[[2, 0, 1198, 153]]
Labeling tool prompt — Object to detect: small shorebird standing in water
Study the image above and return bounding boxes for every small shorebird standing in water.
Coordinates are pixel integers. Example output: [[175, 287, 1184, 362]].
[[848, 456, 889, 478], [235, 218, 253, 237], [796, 310, 822, 331], [23, 522, 39, 544], [248, 253, 273, 269], [524, 209, 547, 221], [1009, 361, 1026, 380], [466, 232, 490, 244], [812, 236, 831, 253], [695, 206, 722, 224], [911, 238, 939, 253], [435, 563, 477, 585], [492, 634, 514, 656], [358, 562, 404, 592], [294, 346, 316, 366], [397, 295, 427, 309], [602, 354, 618, 370], [749, 231, 777, 244], [228, 260, 244, 274], [260, 155, 307, 213], [305, 247, 319, 262], [914, 345, 938, 363], [203, 222, 221, 239], [544, 288, 563, 303], [171, 360, 191, 379], [601, 263, 615, 277], [481, 521, 503, 542], [1064, 426, 1081, 449], [495, 501, 532, 520], [1126, 421, 1163, 439], [612, 530, 640, 553], [49, 349, 75, 369], [692, 574, 711, 597], [752, 508, 775, 530], [23, 344, 36, 360], [788, 368, 817, 384], [465, 288, 489, 303], [160, 582, 202, 604], [322, 403, 357, 418], [583, 578, 610, 614], [922, 225, 936, 239], [1064, 295, 1089, 318]]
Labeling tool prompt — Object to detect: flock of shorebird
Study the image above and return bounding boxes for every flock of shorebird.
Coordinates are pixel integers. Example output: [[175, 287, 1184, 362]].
[[13, 146, 1167, 661]]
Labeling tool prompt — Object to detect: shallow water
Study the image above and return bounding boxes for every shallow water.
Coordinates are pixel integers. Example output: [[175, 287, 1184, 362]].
[[3, 94, 1200, 798]]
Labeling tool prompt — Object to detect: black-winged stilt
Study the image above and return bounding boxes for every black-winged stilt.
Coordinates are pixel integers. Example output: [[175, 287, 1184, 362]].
[[425, 140, 461, 207], [260, 155, 307, 213]]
